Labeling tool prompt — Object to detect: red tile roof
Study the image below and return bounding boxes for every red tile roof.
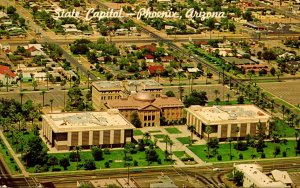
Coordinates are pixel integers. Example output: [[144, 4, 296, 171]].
[[148, 65, 164, 74], [26, 46, 38, 52], [145, 54, 154, 59], [0, 65, 16, 77], [161, 56, 175, 62]]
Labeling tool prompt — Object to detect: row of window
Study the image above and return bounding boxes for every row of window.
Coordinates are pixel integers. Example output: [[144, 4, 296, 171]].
[[101, 96, 120, 100], [144, 122, 155, 127], [144, 115, 155, 121]]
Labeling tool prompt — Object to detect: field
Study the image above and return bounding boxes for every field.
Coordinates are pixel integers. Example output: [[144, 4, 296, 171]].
[[188, 140, 297, 162], [259, 80, 300, 107]]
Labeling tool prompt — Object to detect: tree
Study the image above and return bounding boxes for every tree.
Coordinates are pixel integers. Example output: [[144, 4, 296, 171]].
[[165, 91, 175, 97], [59, 157, 70, 170], [74, 146, 81, 170], [19, 92, 24, 106], [22, 135, 48, 167], [7, 6, 16, 14], [50, 99, 54, 113], [163, 135, 170, 159], [183, 90, 208, 107], [40, 90, 47, 107], [32, 80, 38, 91], [48, 156, 58, 171], [227, 137, 233, 160], [226, 93, 231, 102], [84, 159, 96, 170], [189, 125, 195, 145], [205, 126, 212, 158], [130, 111, 141, 128], [233, 170, 244, 186], [237, 96, 244, 104], [143, 132, 151, 145], [91, 146, 103, 161]]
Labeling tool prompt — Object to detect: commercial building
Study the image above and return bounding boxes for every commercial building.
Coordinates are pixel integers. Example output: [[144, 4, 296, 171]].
[[185, 105, 271, 141], [105, 92, 184, 127], [42, 109, 135, 150], [234, 164, 292, 188], [92, 80, 163, 110]]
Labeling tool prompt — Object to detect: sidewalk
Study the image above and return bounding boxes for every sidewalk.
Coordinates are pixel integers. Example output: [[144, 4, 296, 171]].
[[0, 130, 29, 177]]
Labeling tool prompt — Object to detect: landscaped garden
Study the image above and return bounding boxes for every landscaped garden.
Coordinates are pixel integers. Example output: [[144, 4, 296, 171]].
[[188, 140, 299, 162], [133, 129, 143, 136]]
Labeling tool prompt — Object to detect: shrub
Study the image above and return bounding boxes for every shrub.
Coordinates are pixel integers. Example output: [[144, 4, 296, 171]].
[[104, 148, 110, 154], [52, 167, 61, 172], [234, 141, 248, 151], [217, 155, 222, 161], [282, 151, 287, 157], [133, 160, 138, 166], [84, 159, 96, 170], [105, 161, 110, 168], [157, 158, 162, 164], [91, 147, 103, 161], [181, 157, 195, 161], [261, 152, 266, 158], [239, 153, 243, 159], [69, 151, 80, 162]]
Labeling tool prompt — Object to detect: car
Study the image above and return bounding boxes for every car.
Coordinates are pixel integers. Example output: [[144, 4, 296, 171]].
[[213, 168, 221, 172]]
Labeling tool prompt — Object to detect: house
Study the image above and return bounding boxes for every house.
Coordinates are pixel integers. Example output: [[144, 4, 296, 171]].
[[148, 65, 165, 75], [0, 65, 16, 84], [24, 44, 45, 57], [21, 72, 33, 82], [33, 72, 47, 81], [41, 109, 135, 150], [0, 43, 10, 51], [145, 54, 154, 63], [160, 56, 175, 62], [185, 105, 271, 141]]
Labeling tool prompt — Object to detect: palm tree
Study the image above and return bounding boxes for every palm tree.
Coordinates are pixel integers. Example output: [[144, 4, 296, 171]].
[[46, 72, 50, 90], [40, 90, 46, 107], [74, 146, 81, 170], [32, 80, 38, 91], [163, 135, 170, 159], [227, 137, 233, 160], [281, 105, 286, 119], [19, 72, 23, 91], [214, 89, 220, 101], [50, 99, 54, 113], [143, 132, 151, 145], [226, 93, 231, 102], [5, 72, 9, 92], [169, 140, 174, 161], [19, 92, 24, 106], [205, 126, 212, 159], [189, 125, 196, 145]]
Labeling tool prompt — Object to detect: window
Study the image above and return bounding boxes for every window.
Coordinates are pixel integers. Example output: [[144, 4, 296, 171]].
[[144, 116, 147, 121], [148, 116, 151, 121], [152, 115, 155, 120], [152, 123, 155, 126]]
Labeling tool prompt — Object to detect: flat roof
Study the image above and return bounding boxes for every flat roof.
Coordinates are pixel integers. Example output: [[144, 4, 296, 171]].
[[92, 79, 162, 92], [186, 105, 270, 124], [43, 110, 134, 132], [235, 164, 288, 188]]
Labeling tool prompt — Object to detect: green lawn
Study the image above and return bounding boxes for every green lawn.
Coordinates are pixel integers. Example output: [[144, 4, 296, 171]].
[[188, 140, 297, 162], [133, 130, 143, 136], [148, 130, 161, 133], [173, 151, 186, 158], [27, 148, 172, 173], [177, 137, 191, 145], [153, 134, 166, 139], [273, 119, 297, 138], [207, 100, 252, 106], [0, 138, 20, 174], [165, 128, 181, 134]]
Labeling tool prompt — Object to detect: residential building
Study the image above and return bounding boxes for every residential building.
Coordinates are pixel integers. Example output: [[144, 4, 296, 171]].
[[42, 109, 135, 150], [92, 79, 163, 110], [105, 92, 184, 127], [0, 65, 16, 84], [185, 105, 271, 141], [234, 164, 292, 188]]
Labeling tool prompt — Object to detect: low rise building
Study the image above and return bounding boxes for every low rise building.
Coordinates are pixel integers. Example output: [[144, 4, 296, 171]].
[[185, 105, 271, 141], [105, 92, 184, 127], [0, 65, 16, 84], [234, 164, 292, 188], [42, 109, 134, 150], [92, 79, 163, 110]]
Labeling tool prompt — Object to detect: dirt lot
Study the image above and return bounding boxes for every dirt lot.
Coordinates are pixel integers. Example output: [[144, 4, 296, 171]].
[[258, 80, 300, 106]]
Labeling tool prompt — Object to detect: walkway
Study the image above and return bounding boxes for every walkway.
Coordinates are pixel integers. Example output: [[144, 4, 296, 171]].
[[138, 126, 208, 167], [0, 131, 29, 177]]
